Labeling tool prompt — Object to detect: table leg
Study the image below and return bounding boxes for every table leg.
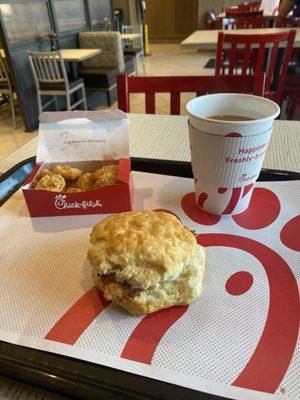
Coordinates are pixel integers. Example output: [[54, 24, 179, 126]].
[[69, 61, 78, 79]]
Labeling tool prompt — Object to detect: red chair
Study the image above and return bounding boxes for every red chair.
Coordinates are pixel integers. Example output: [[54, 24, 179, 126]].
[[220, 16, 270, 30], [275, 17, 300, 27], [215, 30, 296, 104], [293, 8, 300, 17], [235, 16, 270, 28], [275, 17, 300, 77], [225, 10, 263, 18], [285, 90, 300, 119], [226, 3, 261, 13], [275, 17, 300, 118], [248, 1, 262, 12], [218, 17, 270, 77], [117, 73, 265, 114]]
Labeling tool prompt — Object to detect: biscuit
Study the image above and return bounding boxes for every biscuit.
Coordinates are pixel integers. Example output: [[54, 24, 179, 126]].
[[52, 165, 82, 181], [88, 211, 205, 315], [35, 174, 65, 192], [94, 164, 119, 188], [77, 173, 96, 190]]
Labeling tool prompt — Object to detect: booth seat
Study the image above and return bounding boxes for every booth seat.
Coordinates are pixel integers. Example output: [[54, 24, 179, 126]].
[[78, 31, 134, 105]]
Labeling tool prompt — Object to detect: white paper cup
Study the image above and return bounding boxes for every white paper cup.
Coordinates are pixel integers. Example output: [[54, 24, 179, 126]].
[[186, 94, 280, 215]]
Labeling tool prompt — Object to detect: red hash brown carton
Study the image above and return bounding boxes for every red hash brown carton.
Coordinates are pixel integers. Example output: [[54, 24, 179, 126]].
[[23, 110, 132, 217]]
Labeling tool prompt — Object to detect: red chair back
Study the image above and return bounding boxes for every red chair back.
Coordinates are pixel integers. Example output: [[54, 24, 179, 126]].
[[235, 2, 261, 12], [225, 10, 263, 18], [117, 73, 265, 114], [275, 17, 300, 27], [215, 30, 296, 104], [234, 2, 262, 11], [248, 2, 262, 12], [220, 16, 270, 30], [235, 16, 270, 28], [275, 18, 300, 68], [293, 8, 300, 17], [236, 4, 252, 11]]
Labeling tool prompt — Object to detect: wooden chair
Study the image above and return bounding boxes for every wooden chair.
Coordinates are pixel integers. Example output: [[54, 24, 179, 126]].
[[215, 30, 296, 104], [275, 17, 300, 75], [225, 10, 263, 18], [218, 17, 270, 80], [235, 2, 261, 12], [248, 2, 262, 12], [285, 91, 300, 119], [0, 53, 16, 128], [28, 51, 87, 113], [275, 18, 300, 118], [121, 25, 145, 75], [117, 73, 265, 114], [275, 17, 300, 27]]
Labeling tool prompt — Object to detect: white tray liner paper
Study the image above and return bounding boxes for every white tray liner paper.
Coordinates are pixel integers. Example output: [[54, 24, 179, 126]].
[[0, 171, 299, 400]]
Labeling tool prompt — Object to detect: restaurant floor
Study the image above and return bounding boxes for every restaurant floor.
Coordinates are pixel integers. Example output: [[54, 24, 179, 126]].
[[0, 43, 215, 162]]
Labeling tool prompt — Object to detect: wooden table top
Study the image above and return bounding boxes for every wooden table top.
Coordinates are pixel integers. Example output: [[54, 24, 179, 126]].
[[0, 48, 101, 62], [181, 28, 300, 50], [59, 48, 101, 62]]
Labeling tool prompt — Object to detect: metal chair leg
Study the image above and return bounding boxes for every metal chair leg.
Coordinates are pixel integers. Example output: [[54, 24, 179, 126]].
[[9, 94, 16, 129], [141, 55, 146, 75], [82, 85, 87, 110], [287, 96, 297, 120], [106, 91, 112, 106], [66, 92, 71, 111], [54, 96, 59, 111], [134, 57, 138, 76], [37, 92, 43, 114]]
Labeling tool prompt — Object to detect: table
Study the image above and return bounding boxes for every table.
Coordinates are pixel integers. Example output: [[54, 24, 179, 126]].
[[0, 48, 101, 62], [0, 48, 101, 78], [0, 114, 299, 175], [55, 49, 101, 78], [59, 48, 101, 62], [181, 28, 300, 50]]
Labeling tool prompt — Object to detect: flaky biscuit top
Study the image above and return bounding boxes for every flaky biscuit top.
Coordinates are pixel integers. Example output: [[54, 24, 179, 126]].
[[88, 211, 197, 289]]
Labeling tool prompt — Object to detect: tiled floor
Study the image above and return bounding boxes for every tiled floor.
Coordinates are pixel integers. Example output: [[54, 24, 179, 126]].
[[0, 103, 31, 160], [0, 44, 215, 162]]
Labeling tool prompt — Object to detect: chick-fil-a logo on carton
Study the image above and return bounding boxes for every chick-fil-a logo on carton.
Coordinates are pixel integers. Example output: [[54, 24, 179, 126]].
[[54, 194, 103, 210]]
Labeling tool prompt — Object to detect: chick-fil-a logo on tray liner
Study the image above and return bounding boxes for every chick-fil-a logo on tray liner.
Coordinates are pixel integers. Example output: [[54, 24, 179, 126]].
[[54, 194, 103, 210]]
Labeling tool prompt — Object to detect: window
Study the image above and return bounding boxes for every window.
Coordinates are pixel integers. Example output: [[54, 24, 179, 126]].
[[88, 0, 111, 26], [54, 0, 87, 33], [0, 2, 51, 43]]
